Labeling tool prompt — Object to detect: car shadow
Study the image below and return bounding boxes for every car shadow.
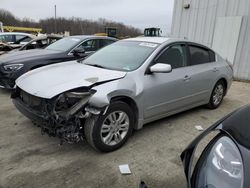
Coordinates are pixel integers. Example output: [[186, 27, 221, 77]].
[[0, 88, 13, 95]]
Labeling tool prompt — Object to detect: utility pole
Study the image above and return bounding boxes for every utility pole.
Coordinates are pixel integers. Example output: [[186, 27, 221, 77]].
[[54, 5, 57, 33], [0, 22, 3, 33]]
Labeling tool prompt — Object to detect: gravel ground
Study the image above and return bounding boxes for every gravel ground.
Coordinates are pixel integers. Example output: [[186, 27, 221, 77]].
[[0, 81, 250, 188]]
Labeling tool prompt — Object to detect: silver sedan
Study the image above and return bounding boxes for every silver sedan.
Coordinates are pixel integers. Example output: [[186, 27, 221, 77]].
[[12, 37, 233, 152]]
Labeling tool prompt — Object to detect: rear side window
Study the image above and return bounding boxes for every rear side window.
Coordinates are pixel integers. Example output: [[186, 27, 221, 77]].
[[189, 45, 213, 66], [209, 50, 216, 62], [99, 39, 115, 48]]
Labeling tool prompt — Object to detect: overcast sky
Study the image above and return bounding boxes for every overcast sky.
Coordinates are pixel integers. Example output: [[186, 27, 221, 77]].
[[1, 0, 174, 35]]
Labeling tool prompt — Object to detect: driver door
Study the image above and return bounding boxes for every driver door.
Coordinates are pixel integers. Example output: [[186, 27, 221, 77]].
[[143, 43, 191, 120]]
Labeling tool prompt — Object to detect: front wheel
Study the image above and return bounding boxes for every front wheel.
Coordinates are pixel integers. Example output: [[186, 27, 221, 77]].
[[207, 80, 225, 109], [84, 101, 134, 152]]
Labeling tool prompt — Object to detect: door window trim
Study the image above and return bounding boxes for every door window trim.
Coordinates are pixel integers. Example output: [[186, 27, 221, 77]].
[[187, 42, 216, 66], [145, 42, 189, 75]]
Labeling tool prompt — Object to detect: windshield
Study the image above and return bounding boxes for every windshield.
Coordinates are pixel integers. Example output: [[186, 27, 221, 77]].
[[46, 37, 81, 52], [83, 41, 158, 71]]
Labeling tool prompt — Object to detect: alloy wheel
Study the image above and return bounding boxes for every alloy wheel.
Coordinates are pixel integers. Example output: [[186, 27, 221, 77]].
[[213, 84, 224, 106], [100, 111, 130, 146]]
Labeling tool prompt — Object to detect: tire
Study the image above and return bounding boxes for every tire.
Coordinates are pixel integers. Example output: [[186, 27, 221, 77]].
[[207, 80, 226, 109], [84, 101, 134, 152]]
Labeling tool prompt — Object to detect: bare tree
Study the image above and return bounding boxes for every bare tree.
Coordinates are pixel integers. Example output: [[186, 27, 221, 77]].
[[0, 9, 142, 37]]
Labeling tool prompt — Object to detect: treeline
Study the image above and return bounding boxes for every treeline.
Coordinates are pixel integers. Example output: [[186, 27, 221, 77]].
[[0, 9, 142, 37]]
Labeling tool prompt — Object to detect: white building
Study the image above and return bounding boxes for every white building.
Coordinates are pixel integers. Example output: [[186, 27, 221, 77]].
[[171, 0, 250, 80]]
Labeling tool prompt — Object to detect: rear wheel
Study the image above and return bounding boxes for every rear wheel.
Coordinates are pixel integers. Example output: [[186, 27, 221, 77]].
[[84, 101, 134, 152], [207, 80, 225, 109]]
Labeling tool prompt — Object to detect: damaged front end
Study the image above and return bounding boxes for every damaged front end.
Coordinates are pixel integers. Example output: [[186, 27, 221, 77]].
[[12, 87, 101, 144]]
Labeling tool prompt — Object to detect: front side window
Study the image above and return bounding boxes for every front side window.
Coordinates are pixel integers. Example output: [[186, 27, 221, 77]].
[[155, 44, 187, 69], [76, 39, 98, 52], [83, 41, 158, 71], [189, 45, 211, 66]]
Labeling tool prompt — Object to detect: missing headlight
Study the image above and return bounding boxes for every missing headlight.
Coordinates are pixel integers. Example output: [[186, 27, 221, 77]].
[[53, 89, 95, 120]]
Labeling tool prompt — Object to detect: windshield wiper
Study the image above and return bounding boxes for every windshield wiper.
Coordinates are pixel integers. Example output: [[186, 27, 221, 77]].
[[85, 63, 106, 69]]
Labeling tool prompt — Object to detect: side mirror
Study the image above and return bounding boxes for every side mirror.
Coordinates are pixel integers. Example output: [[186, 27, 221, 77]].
[[73, 48, 86, 56], [150, 63, 172, 73]]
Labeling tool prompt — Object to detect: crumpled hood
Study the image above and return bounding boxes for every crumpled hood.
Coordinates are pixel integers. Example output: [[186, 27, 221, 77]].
[[16, 61, 126, 99], [0, 49, 61, 64]]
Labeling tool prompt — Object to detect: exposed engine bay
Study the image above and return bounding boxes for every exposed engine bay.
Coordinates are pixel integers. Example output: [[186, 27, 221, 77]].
[[12, 87, 103, 145]]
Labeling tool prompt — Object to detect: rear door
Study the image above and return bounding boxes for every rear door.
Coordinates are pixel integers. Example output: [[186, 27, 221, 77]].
[[186, 44, 219, 104]]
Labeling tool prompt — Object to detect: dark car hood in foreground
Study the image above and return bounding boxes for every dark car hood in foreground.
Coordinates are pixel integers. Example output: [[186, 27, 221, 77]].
[[220, 105, 250, 149], [16, 61, 126, 99], [181, 104, 250, 187], [0, 49, 62, 64]]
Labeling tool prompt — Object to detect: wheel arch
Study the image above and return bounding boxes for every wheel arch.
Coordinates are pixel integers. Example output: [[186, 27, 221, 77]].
[[216, 77, 228, 95], [110, 96, 139, 130], [30, 64, 45, 70]]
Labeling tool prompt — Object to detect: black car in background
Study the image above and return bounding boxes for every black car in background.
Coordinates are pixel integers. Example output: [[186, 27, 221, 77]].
[[181, 105, 250, 188], [0, 35, 117, 89]]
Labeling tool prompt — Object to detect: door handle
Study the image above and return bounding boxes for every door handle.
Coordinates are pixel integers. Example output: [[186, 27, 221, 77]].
[[183, 75, 191, 81]]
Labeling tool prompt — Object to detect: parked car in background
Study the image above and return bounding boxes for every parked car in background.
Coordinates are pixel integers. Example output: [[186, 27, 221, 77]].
[[0, 32, 35, 47], [0, 32, 36, 55], [0, 41, 12, 55], [1, 35, 62, 55], [181, 104, 250, 188], [0, 35, 117, 88], [12, 37, 233, 152], [17, 34, 62, 51]]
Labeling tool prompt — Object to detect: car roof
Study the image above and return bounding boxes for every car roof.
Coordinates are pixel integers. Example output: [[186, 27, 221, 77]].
[[0, 32, 34, 36], [124, 37, 170, 44], [123, 37, 216, 51], [30, 35, 62, 41], [68, 35, 118, 41], [124, 37, 189, 44]]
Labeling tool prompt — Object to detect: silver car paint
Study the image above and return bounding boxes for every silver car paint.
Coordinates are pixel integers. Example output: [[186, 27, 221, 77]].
[[16, 61, 126, 98], [16, 37, 233, 130]]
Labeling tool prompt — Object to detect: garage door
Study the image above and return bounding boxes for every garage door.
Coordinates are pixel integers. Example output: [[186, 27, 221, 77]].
[[212, 16, 242, 65]]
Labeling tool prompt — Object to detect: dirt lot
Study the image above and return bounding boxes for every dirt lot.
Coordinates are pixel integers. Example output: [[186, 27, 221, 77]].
[[0, 81, 250, 188]]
